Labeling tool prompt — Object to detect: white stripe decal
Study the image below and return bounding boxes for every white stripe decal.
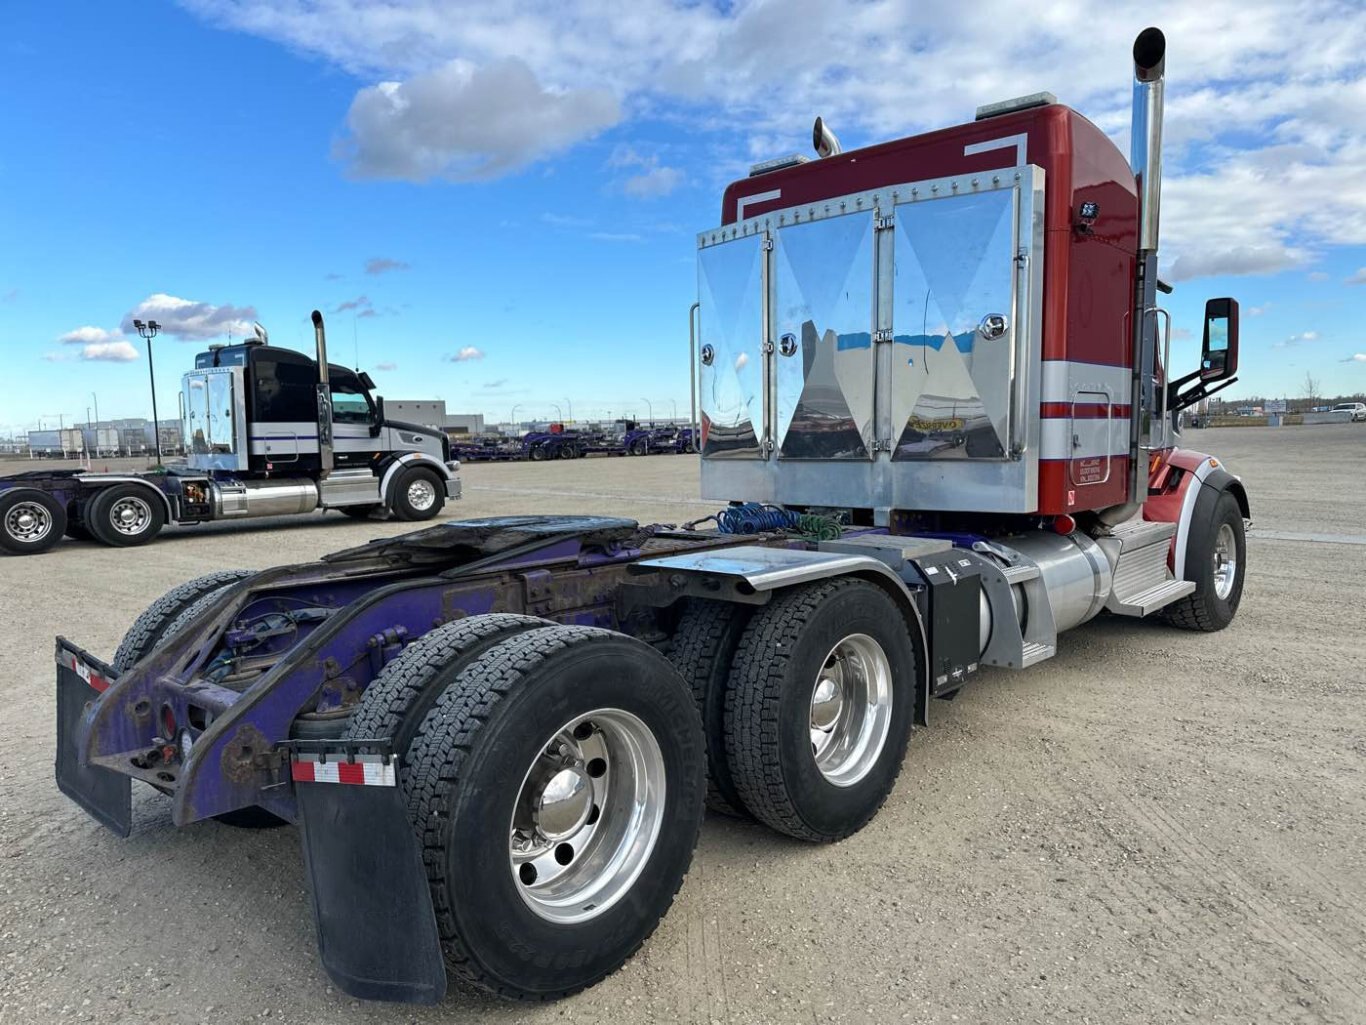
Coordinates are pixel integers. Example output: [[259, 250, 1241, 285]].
[[1174, 457, 1220, 579], [1040, 417, 1126, 460], [1041, 360, 1131, 403], [736, 188, 782, 219], [963, 132, 1028, 167]]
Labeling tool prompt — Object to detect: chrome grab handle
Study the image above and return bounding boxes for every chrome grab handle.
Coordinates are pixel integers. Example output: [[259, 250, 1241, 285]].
[[688, 301, 700, 443]]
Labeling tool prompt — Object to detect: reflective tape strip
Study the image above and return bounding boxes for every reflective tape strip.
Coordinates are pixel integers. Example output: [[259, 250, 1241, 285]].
[[58, 649, 111, 693], [291, 754, 396, 787]]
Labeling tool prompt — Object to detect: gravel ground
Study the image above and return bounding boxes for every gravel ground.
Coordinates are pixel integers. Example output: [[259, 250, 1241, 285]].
[[2, 426, 1364, 1025]]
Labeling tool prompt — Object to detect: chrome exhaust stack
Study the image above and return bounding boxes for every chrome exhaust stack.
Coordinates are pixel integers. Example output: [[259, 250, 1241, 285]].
[[311, 309, 335, 475], [812, 116, 842, 158], [1130, 27, 1166, 254]]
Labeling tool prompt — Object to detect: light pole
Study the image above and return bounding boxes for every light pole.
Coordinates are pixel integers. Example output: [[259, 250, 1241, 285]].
[[640, 397, 653, 424], [91, 391, 101, 455], [133, 319, 163, 465], [510, 404, 522, 427], [549, 402, 563, 422], [668, 398, 678, 420], [564, 397, 573, 421]]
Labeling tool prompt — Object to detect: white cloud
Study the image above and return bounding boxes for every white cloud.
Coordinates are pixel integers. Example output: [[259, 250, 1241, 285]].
[[41, 351, 75, 363], [1308, 271, 1331, 282], [448, 347, 484, 362], [121, 293, 257, 341], [1246, 303, 1271, 316], [1274, 330, 1320, 349], [1347, 268, 1366, 285], [624, 165, 683, 198], [589, 232, 643, 242], [335, 295, 371, 312], [183, 0, 1366, 280], [1342, 353, 1366, 363], [82, 341, 140, 362], [365, 257, 410, 274], [374, 360, 398, 371], [60, 325, 123, 345], [338, 59, 619, 181]]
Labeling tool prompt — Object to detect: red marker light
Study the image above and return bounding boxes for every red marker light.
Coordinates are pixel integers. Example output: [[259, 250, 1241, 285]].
[[1053, 514, 1076, 535]]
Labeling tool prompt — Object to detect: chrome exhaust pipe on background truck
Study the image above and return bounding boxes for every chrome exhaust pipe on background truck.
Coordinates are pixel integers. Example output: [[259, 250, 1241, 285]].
[[311, 309, 335, 476]]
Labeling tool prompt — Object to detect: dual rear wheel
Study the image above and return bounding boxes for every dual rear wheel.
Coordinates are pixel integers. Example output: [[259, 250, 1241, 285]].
[[345, 617, 705, 999]]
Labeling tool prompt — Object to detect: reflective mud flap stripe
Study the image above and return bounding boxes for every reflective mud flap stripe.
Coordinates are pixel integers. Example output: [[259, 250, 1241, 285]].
[[54, 640, 132, 838], [290, 744, 447, 1005]]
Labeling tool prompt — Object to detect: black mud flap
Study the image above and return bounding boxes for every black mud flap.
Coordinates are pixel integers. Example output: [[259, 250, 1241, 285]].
[[289, 742, 447, 1005], [54, 640, 132, 838]]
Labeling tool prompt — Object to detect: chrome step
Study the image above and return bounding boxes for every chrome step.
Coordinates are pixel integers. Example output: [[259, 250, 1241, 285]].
[[1109, 579, 1196, 617], [1098, 519, 1192, 617]]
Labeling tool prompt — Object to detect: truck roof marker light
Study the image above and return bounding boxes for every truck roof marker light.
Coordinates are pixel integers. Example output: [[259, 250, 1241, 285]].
[[1053, 514, 1077, 535]]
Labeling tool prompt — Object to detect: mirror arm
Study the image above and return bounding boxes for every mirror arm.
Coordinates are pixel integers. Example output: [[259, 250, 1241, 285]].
[[1171, 376, 1238, 416]]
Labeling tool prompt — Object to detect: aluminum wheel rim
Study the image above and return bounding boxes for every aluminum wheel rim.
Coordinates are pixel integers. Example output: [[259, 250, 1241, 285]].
[[108, 495, 152, 536], [809, 633, 893, 788], [509, 708, 666, 924], [5, 500, 52, 544], [407, 478, 437, 511], [1212, 522, 1238, 600]]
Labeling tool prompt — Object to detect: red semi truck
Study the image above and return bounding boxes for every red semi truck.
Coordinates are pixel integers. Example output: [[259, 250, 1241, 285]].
[[54, 26, 1246, 1004]]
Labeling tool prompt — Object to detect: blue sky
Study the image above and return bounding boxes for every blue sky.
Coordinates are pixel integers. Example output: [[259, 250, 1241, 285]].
[[3, 0, 1365, 436]]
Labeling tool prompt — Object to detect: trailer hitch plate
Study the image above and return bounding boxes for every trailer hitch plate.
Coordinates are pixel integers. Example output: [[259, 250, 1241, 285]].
[[289, 741, 447, 1004], [54, 639, 132, 837]]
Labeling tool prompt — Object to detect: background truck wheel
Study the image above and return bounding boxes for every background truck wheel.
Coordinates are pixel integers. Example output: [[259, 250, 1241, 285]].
[[529, 445, 548, 461], [390, 467, 445, 521], [0, 489, 66, 555], [342, 614, 551, 758], [404, 626, 705, 999], [87, 484, 165, 547], [630, 438, 649, 456], [668, 599, 755, 818], [1162, 490, 1247, 632], [339, 504, 382, 519], [724, 579, 918, 842], [112, 569, 254, 673]]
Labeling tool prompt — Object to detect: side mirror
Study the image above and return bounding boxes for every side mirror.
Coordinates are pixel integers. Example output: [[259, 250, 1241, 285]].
[[370, 395, 385, 438], [1201, 297, 1239, 381], [357, 371, 376, 391]]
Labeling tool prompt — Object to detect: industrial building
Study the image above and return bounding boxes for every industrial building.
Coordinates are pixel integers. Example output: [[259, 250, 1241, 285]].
[[384, 400, 483, 436]]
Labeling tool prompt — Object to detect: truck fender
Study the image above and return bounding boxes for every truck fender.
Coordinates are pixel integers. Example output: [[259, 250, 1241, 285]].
[[77, 475, 176, 523], [377, 453, 452, 507], [1145, 452, 1249, 579]]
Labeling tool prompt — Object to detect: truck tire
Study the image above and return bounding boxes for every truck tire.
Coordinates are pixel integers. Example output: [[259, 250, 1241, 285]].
[[723, 579, 917, 842], [667, 599, 754, 818], [390, 466, 445, 521], [112, 569, 255, 673], [342, 614, 552, 758], [1162, 490, 1246, 632], [404, 626, 705, 999], [630, 437, 649, 456], [0, 489, 66, 555], [87, 484, 166, 547], [529, 444, 548, 461]]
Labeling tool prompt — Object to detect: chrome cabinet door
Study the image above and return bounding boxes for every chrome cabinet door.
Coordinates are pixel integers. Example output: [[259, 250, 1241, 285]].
[[889, 187, 1019, 461], [772, 212, 876, 460], [697, 234, 766, 459]]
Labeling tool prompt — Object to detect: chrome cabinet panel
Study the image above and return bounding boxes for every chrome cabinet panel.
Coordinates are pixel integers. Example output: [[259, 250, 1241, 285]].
[[697, 235, 765, 458], [890, 188, 1017, 461], [183, 367, 249, 472], [772, 213, 876, 460]]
